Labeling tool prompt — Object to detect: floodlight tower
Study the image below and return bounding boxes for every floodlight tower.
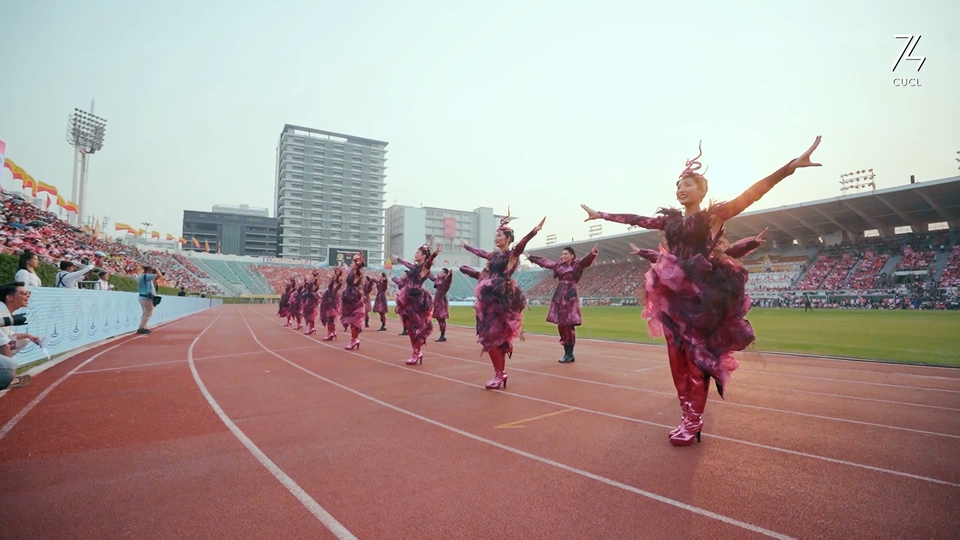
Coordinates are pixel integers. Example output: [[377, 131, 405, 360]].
[[66, 100, 107, 226], [839, 169, 877, 196]]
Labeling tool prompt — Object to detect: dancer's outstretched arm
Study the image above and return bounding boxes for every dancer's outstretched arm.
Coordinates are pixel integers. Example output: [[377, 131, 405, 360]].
[[461, 242, 494, 260], [579, 246, 599, 269], [393, 256, 415, 270], [581, 204, 665, 230], [628, 243, 660, 264], [713, 136, 822, 222], [419, 245, 441, 279], [507, 217, 545, 273], [459, 265, 481, 280], [526, 255, 556, 270], [725, 228, 768, 259]]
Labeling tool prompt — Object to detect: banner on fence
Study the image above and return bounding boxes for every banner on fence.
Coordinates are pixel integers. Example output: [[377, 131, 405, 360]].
[[6, 288, 221, 366]]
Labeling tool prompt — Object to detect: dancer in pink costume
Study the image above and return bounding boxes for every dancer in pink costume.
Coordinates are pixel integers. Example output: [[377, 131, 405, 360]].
[[287, 280, 305, 330], [463, 213, 545, 390], [340, 254, 367, 350], [362, 274, 376, 328], [459, 265, 486, 335], [581, 136, 822, 445], [372, 273, 389, 331], [278, 277, 296, 327], [391, 274, 409, 336], [319, 267, 344, 341], [394, 242, 441, 365], [429, 268, 453, 342], [300, 273, 321, 335], [526, 244, 598, 363]]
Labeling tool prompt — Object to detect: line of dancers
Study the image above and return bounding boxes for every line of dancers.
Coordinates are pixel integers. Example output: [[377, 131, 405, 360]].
[[274, 136, 823, 446], [277, 255, 391, 349]]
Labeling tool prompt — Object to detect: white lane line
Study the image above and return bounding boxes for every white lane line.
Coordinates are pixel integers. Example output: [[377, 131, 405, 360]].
[[241, 312, 795, 540], [189, 311, 357, 540], [257, 311, 960, 489]]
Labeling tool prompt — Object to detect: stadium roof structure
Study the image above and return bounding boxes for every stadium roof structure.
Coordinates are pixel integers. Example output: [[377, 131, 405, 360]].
[[526, 175, 960, 264]]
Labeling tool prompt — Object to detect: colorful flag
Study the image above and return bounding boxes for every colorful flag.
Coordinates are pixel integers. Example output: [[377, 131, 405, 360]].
[[37, 181, 58, 196]]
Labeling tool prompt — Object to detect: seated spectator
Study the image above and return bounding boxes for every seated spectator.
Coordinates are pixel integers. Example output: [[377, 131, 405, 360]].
[[0, 281, 41, 390]]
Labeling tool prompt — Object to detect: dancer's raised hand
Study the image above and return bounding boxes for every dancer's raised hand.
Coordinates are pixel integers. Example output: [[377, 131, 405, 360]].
[[790, 136, 822, 170], [534, 217, 546, 233], [590, 245, 599, 257], [628, 243, 642, 256], [581, 204, 601, 221], [756, 227, 769, 242]]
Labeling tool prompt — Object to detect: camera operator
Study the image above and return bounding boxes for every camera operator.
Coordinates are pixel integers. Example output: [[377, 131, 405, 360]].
[[55, 259, 97, 289], [137, 265, 164, 335], [0, 282, 41, 390]]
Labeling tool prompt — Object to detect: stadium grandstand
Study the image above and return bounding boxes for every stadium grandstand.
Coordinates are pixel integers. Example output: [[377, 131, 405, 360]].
[[520, 175, 960, 311], [3, 176, 957, 310]]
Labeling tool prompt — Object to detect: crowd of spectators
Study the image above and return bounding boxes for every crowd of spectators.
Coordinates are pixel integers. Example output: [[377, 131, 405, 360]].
[[1, 193, 216, 294], [4, 190, 957, 310]]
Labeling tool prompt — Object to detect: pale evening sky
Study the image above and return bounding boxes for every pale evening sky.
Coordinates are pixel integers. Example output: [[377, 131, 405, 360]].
[[1, 0, 957, 252]]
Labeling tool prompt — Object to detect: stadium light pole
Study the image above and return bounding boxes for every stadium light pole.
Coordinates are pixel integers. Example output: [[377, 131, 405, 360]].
[[839, 169, 876, 196], [66, 101, 107, 227], [956, 150, 959, 170]]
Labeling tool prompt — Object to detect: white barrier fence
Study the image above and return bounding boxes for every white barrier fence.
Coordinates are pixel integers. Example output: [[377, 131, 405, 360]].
[[8, 289, 221, 367]]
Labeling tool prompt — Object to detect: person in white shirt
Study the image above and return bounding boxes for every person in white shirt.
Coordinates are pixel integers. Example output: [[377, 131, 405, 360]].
[[55, 260, 96, 289], [93, 271, 112, 291], [0, 281, 41, 390], [14, 250, 43, 288]]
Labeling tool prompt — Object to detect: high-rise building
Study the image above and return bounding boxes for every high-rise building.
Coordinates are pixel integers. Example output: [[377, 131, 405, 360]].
[[212, 204, 270, 217], [385, 205, 505, 268], [182, 207, 278, 257], [275, 124, 388, 266]]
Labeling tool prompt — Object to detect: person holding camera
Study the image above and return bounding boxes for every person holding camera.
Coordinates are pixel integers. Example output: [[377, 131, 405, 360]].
[[137, 265, 163, 335], [55, 259, 96, 289], [0, 281, 41, 390]]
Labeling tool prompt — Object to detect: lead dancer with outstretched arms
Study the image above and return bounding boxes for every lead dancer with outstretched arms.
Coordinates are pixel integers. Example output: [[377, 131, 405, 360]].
[[581, 136, 822, 445]]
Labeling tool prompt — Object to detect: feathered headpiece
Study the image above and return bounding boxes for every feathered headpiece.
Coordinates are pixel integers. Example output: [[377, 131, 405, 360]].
[[352, 252, 365, 265], [497, 206, 516, 233], [678, 140, 709, 187], [418, 239, 432, 254]]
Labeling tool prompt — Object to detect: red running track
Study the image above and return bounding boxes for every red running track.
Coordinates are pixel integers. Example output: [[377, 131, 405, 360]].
[[1, 304, 958, 539]]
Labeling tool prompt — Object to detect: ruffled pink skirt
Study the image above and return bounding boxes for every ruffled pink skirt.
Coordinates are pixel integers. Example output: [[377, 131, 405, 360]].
[[642, 251, 754, 388]]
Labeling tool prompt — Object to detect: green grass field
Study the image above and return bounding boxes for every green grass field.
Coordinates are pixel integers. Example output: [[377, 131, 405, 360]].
[[399, 306, 960, 367]]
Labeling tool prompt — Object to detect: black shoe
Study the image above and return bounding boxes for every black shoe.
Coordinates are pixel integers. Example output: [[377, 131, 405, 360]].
[[435, 333, 446, 342], [559, 344, 575, 363], [379, 325, 387, 331]]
